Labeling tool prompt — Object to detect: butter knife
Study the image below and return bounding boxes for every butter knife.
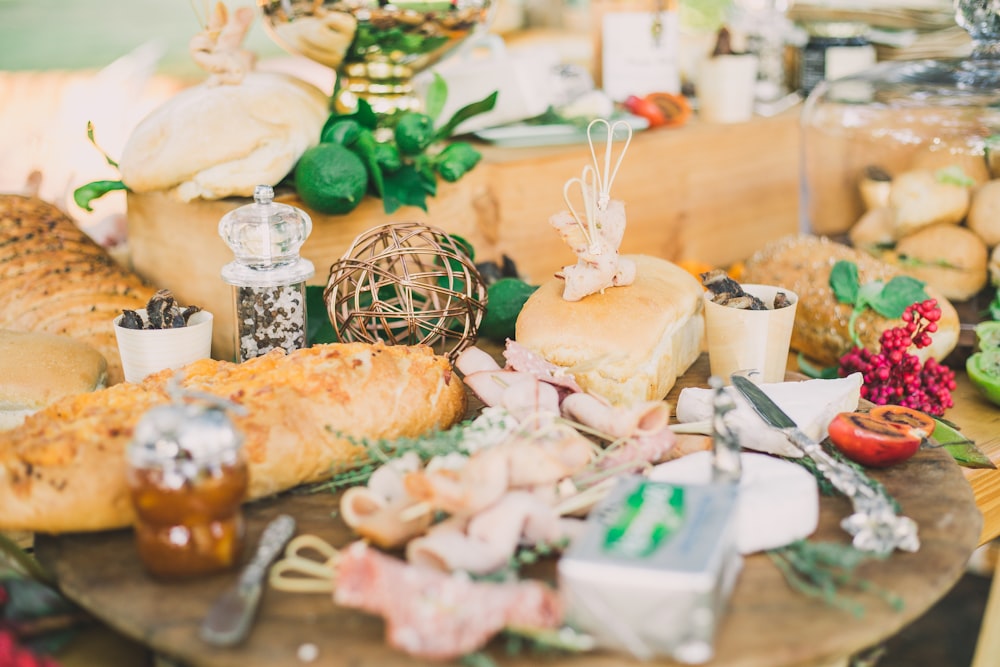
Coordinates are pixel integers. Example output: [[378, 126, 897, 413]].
[[200, 514, 296, 647], [729, 374, 920, 556]]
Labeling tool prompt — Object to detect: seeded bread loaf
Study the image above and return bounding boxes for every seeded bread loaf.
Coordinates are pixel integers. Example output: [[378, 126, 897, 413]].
[[742, 235, 960, 367], [0, 195, 156, 383], [0, 342, 466, 533]]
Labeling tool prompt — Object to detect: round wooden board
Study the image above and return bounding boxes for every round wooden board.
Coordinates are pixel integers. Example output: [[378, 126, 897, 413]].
[[35, 355, 983, 667]]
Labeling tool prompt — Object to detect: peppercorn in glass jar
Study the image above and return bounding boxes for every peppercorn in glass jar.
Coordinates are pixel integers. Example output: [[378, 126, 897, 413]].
[[219, 185, 315, 362]]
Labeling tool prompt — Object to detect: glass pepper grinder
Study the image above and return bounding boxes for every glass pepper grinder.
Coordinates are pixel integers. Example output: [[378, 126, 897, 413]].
[[219, 185, 314, 362]]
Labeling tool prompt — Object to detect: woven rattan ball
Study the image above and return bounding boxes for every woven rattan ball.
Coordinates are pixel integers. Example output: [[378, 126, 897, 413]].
[[324, 222, 486, 360]]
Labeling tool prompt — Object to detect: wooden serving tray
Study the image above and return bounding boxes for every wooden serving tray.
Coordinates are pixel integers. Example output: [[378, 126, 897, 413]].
[[35, 356, 982, 667]]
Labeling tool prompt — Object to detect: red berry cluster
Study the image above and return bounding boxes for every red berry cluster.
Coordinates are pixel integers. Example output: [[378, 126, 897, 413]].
[[0, 631, 61, 667], [838, 299, 956, 416], [0, 585, 62, 667]]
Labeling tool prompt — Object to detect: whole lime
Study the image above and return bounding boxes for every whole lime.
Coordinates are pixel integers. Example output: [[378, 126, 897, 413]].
[[295, 143, 368, 215], [479, 277, 538, 342]]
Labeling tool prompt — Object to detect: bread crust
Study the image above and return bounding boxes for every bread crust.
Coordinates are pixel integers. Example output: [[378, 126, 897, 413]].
[[0, 342, 466, 533], [0, 195, 155, 383], [742, 235, 960, 367], [515, 254, 704, 405]]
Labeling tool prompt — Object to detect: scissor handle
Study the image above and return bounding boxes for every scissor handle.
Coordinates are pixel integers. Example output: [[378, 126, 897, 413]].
[[267, 534, 340, 594]]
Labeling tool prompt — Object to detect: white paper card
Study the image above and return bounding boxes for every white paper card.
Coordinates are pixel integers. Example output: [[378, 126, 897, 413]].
[[602, 11, 681, 100]]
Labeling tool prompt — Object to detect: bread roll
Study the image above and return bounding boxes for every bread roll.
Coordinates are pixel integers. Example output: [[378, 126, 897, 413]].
[[894, 224, 988, 301], [889, 169, 970, 236], [0, 330, 107, 431], [119, 71, 328, 202], [742, 236, 960, 367], [0, 342, 466, 533], [968, 179, 1000, 247], [515, 254, 704, 405]]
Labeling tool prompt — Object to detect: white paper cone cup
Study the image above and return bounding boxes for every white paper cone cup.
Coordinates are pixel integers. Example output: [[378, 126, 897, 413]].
[[114, 310, 213, 383], [703, 285, 798, 384]]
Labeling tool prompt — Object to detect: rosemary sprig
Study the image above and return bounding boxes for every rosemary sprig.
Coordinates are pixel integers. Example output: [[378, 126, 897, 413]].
[[768, 540, 903, 618]]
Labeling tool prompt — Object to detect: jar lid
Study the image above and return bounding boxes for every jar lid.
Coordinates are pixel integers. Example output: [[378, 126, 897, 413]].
[[128, 402, 243, 468], [218, 184, 313, 272], [804, 21, 869, 40]]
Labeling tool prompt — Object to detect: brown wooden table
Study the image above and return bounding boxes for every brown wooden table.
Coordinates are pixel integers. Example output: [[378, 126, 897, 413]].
[[35, 355, 984, 667]]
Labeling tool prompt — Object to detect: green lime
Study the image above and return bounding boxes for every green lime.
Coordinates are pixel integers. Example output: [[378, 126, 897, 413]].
[[394, 113, 435, 155], [975, 321, 1000, 350], [479, 277, 538, 342], [295, 143, 368, 215]]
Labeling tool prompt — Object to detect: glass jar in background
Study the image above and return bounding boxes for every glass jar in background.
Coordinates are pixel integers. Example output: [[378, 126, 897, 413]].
[[127, 398, 248, 579], [219, 185, 314, 363], [801, 0, 1000, 241], [798, 21, 876, 97]]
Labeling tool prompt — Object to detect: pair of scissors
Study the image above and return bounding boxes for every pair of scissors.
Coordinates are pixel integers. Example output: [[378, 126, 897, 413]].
[[268, 534, 340, 594]]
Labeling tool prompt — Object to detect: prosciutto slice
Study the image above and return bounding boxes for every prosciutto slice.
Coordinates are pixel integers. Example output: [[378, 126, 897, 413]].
[[334, 541, 563, 661]]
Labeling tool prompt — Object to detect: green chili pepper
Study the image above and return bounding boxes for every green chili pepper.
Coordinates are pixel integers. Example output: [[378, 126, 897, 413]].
[[434, 142, 482, 183], [394, 113, 435, 155]]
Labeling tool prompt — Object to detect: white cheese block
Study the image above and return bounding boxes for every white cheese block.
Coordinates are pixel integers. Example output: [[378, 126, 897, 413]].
[[649, 452, 819, 554], [673, 373, 863, 458]]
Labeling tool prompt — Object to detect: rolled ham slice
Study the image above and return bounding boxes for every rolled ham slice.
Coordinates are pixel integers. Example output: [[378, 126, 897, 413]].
[[334, 541, 563, 661]]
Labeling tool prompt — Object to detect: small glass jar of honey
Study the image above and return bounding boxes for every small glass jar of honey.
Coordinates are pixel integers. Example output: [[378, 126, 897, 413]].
[[127, 395, 248, 579]]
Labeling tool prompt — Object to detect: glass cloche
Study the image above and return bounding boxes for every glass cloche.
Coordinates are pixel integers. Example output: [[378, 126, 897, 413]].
[[800, 0, 1000, 256]]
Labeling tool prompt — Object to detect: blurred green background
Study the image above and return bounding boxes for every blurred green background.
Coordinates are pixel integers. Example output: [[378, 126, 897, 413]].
[[0, 0, 285, 75]]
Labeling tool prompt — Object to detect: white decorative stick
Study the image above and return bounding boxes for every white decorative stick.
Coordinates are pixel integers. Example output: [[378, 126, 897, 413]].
[[562, 165, 602, 255], [587, 118, 633, 211]]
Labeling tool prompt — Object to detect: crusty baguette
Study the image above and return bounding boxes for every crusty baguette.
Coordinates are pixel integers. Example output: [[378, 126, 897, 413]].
[[0, 342, 466, 533], [742, 235, 960, 367], [0, 195, 156, 383], [515, 254, 704, 405]]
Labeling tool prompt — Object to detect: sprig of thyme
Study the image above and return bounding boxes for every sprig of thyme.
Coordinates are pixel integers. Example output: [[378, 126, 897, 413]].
[[768, 540, 903, 617], [309, 407, 519, 493]]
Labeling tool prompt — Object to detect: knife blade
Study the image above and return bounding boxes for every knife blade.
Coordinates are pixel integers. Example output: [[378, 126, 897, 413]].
[[200, 513, 296, 647], [730, 373, 920, 555]]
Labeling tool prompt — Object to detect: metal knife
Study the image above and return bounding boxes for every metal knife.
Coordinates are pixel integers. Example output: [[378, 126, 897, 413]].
[[729, 373, 920, 556], [200, 514, 297, 647]]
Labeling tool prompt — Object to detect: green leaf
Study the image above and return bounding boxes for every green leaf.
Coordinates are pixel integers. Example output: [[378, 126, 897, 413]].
[[931, 418, 997, 469], [434, 90, 499, 141], [352, 131, 385, 197], [86, 121, 119, 169], [433, 141, 482, 182], [935, 165, 975, 188], [869, 275, 928, 319], [796, 353, 839, 379], [855, 281, 884, 312], [829, 260, 860, 305], [424, 72, 448, 124], [321, 119, 363, 146], [72, 179, 127, 212], [305, 285, 338, 345], [381, 163, 435, 213]]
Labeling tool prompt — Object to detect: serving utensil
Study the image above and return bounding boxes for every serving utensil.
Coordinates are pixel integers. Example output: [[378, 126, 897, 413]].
[[730, 374, 920, 556], [200, 514, 297, 647]]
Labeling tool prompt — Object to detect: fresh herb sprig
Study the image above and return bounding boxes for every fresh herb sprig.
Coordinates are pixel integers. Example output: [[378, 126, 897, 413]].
[[311, 407, 519, 493], [768, 540, 902, 618], [316, 74, 497, 215], [829, 260, 929, 349]]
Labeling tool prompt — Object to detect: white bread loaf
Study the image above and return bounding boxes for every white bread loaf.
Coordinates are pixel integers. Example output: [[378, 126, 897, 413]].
[[515, 254, 704, 405]]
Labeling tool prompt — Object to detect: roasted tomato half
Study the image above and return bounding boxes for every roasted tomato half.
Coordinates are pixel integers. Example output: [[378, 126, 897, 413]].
[[868, 405, 937, 439], [827, 411, 922, 468]]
